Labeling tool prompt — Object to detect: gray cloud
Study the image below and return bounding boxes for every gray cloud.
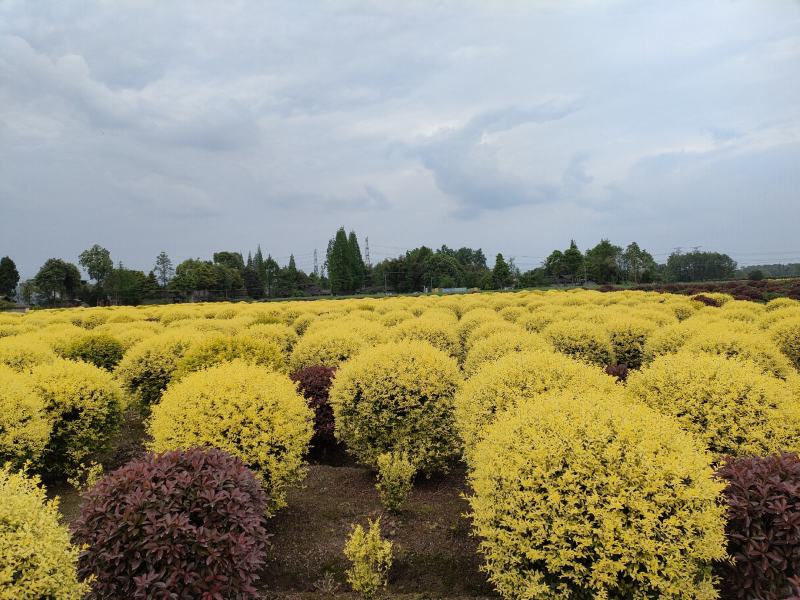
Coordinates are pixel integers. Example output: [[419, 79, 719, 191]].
[[0, 0, 799, 278]]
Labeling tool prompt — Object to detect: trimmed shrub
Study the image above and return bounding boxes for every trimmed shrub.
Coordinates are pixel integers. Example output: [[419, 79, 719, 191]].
[[114, 331, 201, 406], [0, 466, 88, 599], [770, 316, 800, 371], [60, 331, 124, 371], [289, 365, 338, 455], [376, 451, 415, 513], [454, 350, 618, 463], [330, 340, 461, 475], [0, 366, 51, 471], [148, 361, 313, 515], [684, 330, 794, 379], [173, 333, 285, 379], [715, 453, 800, 599], [392, 317, 461, 359], [73, 448, 269, 599], [468, 391, 726, 599], [245, 322, 298, 354], [344, 518, 393, 599], [0, 334, 56, 371], [463, 330, 550, 376], [627, 353, 800, 457], [542, 320, 614, 366], [289, 328, 370, 371], [603, 317, 656, 369], [29, 359, 123, 478]]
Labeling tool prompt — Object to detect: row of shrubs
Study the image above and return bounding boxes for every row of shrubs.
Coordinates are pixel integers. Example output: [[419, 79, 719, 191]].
[[0, 290, 799, 597]]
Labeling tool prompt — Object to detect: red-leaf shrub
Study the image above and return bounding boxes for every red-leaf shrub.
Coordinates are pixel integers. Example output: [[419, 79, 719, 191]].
[[604, 362, 629, 382], [692, 294, 722, 307], [716, 453, 800, 599], [289, 365, 339, 455], [73, 447, 269, 599]]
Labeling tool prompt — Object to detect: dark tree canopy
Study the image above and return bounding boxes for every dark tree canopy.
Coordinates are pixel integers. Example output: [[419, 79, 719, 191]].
[[0, 256, 20, 297]]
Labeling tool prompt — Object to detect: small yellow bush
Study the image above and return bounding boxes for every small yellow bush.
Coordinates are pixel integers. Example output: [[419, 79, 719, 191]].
[[0, 335, 56, 371], [60, 331, 125, 371], [392, 317, 461, 359], [542, 320, 614, 366], [29, 359, 124, 477], [464, 320, 523, 351], [344, 518, 393, 599], [627, 353, 800, 457], [245, 323, 298, 354], [770, 316, 800, 371], [173, 333, 285, 379], [289, 328, 370, 371], [603, 317, 656, 369], [148, 361, 313, 515], [0, 466, 89, 599], [0, 366, 51, 471], [468, 391, 725, 599], [330, 341, 461, 475], [114, 331, 202, 406], [375, 451, 415, 513], [454, 350, 618, 463], [463, 330, 550, 376], [683, 330, 793, 379]]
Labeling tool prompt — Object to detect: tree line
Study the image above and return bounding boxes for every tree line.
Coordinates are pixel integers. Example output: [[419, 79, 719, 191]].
[[0, 231, 767, 307]]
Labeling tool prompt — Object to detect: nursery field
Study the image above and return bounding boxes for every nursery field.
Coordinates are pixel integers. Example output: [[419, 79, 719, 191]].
[[1, 289, 799, 599]]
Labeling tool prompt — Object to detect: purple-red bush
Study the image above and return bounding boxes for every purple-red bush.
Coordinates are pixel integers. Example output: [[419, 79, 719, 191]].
[[604, 362, 629, 382], [716, 453, 800, 600], [290, 365, 338, 455], [72, 447, 269, 599], [692, 294, 722, 307]]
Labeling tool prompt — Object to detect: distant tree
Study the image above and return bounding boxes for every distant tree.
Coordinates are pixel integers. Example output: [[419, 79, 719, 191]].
[[585, 239, 623, 284], [544, 250, 567, 280], [243, 266, 264, 298], [327, 228, 356, 295], [79, 244, 113, 284], [212, 251, 245, 272], [154, 251, 174, 287], [106, 263, 148, 305], [264, 254, 280, 297], [519, 267, 546, 287], [33, 258, 82, 304], [748, 269, 765, 281], [620, 242, 657, 283], [347, 231, 367, 288], [563, 240, 584, 282], [665, 251, 736, 282], [0, 256, 20, 297], [492, 253, 512, 289], [143, 271, 159, 299]]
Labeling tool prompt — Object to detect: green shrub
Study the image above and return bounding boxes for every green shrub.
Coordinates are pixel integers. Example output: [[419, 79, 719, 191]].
[[330, 341, 461, 475], [468, 390, 726, 599], [376, 451, 415, 513], [0, 466, 88, 599], [344, 518, 393, 599]]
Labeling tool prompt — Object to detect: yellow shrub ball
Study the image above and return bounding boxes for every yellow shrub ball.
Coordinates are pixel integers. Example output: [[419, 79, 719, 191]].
[[0, 466, 89, 599], [330, 340, 462, 475], [0, 366, 51, 471], [769, 316, 800, 371], [682, 330, 794, 379], [454, 350, 618, 464], [289, 327, 370, 371], [391, 317, 461, 359], [627, 352, 800, 457], [603, 317, 657, 369], [0, 335, 56, 371], [245, 323, 299, 354], [173, 333, 285, 379], [148, 361, 313, 515], [542, 320, 614, 367], [462, 331, 550, 377], [468, 390, 726, 599]]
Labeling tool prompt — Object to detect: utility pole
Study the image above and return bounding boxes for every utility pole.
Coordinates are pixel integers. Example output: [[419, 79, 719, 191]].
[[384, 273, 387, 295], [313, 249, 319, 278]]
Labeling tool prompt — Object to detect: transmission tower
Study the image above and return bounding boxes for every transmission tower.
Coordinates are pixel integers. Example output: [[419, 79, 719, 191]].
[[364, 237, 372, 269], [313, 249, 319, 278]]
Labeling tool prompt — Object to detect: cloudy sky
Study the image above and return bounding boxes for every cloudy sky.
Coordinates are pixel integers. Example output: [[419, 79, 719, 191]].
[[1, 1, 799, 278]]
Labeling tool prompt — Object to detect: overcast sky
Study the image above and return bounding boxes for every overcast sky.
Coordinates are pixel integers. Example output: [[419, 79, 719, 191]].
[[2, 1, 799, 278]]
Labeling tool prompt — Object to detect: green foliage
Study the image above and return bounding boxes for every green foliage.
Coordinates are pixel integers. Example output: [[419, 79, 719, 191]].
[[327, 227, 365, 295], [33, 258, 82, 305], [375, 451, 415, 513], [491, 253, 512, 289], [78, 244, 113, 284], [0, 257, 20, 298], [344, 518, 393, 599], [0, 466, 89, 599], [665, 251, 737, 282]]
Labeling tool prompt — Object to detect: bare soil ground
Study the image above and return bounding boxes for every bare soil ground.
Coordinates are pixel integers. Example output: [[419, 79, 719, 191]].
[[51, 414, 495, 599]]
